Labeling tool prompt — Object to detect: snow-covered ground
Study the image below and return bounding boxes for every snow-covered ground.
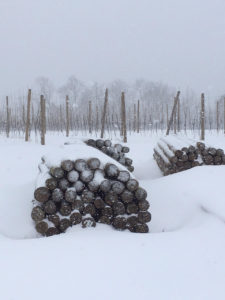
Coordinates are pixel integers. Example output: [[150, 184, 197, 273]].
[[0, 131, 225, 300]]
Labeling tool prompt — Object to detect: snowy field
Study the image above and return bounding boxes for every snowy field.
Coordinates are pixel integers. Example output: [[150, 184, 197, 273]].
[[0, 131, 225, 300]]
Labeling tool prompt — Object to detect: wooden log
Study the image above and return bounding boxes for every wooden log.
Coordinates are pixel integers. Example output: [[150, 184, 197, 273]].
[[43, 200, 57, 214], [94, 197, 105, 209], [126, 203, 139, 214], [104, 163, 119, 179], [52, 188, 64, 203], [31, 206, 45, 222], [112, 201, 125, 216], [61, 160, 74, 172], [87, 158, 100, 170], [74, 159, 87, 172], [70, 212, 82, 225], [112, 216, 127, 230], [46, 227, 60, 236], [100, 179, 111, 193], [117, 170, 130, 183], [138, 200, 150, 211], [121, 190, 134, 203], [82, 217, 96, 228], [207, 148, 217, 156], [50, 167, 64, 179], [73, 181, 85, 194], [88, 180, 100, 192], [135, 223, 149, 233], [96, 139, 105, 148], [58, 178, 70, 191], [104, 191, 118, 206], [135, 188, 147, 201], [48, 214, 60, 227], [81, 190, 94, 203], [65, 188, 77, 203], [80, 169, 94, 183], [71, 199, 84, 213], [59, 202, 72, 216], [83, 204, 96, 217], [36, 221, 48, 235], [45, 178, 58, 190], [126, 179, 139, 192], [138, 211, 151, 223], [67, 170, 79, 183], [59, 218, 71, 232], [99, 216, 112, 225], [157, 142, 178, 164], [101, 206, 113, 217], [34, 187, 50, 203], [111, 181, 125, 194], [126, 216, 138, 231]]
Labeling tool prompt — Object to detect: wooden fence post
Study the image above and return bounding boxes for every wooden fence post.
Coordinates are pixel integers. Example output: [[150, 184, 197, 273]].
[[6, 96, 10, 138], [200, 93, 205, 140], [66, 95, 69, 137], [216, 101, 219, 133], [88, 100, 92, 134], [121, 92, 127, 143], [174, 103, 177, 134], [40, 95, 45, 145], [177, 98, 180, 132], [133, 103, 137, 132], [166, 91, 180, 136], [101, 88, 108, 138], [166, 104, 169, 128], [25, 89, 31, 141], [137, 99, 140, 133]]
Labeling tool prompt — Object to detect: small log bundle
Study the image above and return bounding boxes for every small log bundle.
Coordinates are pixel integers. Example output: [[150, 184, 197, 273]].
[[154, 136, 225, 175], [85, 139, 134, 172], [32, 156, 150, 237]]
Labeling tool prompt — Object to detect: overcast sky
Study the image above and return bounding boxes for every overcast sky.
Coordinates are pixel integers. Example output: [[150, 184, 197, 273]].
[[0, 0, 225, 98]]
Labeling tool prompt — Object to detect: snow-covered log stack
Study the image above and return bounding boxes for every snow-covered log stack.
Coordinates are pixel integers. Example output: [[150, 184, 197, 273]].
[[31, 143, 150, 236], [154, 136, 225, 175], [85, 139, 134, 172]]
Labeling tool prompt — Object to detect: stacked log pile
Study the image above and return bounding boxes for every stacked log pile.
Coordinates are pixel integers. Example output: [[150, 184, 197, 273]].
[[32, 158, 150, 237], [154, 136, 225, 175], [85, 139, 134, 172]]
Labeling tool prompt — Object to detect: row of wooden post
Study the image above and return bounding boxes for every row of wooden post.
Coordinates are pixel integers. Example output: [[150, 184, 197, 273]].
[[5, 88, 131, 145], [4, 89, 225, 143], [166, 91, 207, 141]]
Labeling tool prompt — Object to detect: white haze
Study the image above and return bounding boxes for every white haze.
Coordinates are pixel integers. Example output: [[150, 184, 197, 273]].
[[0, 0, 225, 98]]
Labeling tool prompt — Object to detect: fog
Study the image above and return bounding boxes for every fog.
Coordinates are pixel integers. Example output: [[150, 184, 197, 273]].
[[0, 0, 225, 98]]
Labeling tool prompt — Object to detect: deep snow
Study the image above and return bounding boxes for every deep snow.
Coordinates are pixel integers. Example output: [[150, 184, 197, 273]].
[[0, 131, 225, 300]]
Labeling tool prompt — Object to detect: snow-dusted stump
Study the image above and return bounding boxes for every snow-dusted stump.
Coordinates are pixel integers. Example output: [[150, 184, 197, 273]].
[[32, 155, 150, 237], [154, 136, 225, 175], [85, 139, 134, 172]]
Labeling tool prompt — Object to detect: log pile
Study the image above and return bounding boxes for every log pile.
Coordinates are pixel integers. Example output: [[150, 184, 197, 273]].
[[32, 158, 150, 237], [85, 139, 134, 172], [154, 136, 225, 175]]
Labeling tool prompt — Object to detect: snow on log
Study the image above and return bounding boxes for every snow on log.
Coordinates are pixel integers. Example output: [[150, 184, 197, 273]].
[[154, 135, 225, 175], [85, 138, 134, 172], [32, 143, 150, 236]]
